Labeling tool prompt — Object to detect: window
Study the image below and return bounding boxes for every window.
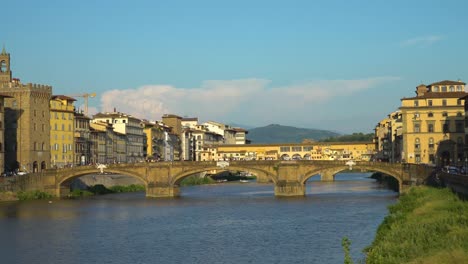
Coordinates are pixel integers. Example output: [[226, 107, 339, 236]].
[[457, 85, 463, 91], [280, 146, 291, 152], [458, 99, 462, 106], [415, 138, 420, 150], [442, 99, 447, 106], [442, 112, 448, 117], [449, 86, 455, 92], [414, 100, 419, 106], [428, 100, 433, 106], [303, 146, 313, 151], [433, 86, 439, 92], [415, 154, 421, 163], [429, 138, 434, 149], [442, 86, 447, 92], [428, 124, 434, 133], [292, 146, 302, 152], [414, 123, 421, 133], [428, 112, 434, 118], [457, 112, 463, 117]]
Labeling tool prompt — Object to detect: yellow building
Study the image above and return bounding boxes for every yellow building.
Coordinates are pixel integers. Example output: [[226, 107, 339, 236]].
[[200, 142, 375, 162], [50, 95, 76, 168], [143, 121, 165, 161], [400, 80, 467, 165]]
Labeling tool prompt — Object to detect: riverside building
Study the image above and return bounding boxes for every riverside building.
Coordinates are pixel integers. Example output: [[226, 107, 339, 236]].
[[0, 47, 52, 173], [400, 80, 467, 165]]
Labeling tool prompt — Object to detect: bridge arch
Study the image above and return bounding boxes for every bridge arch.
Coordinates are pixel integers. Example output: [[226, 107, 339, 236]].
[[172, 166, 277, 185], [300, 165, 403, 191], [55, 166, 149, 196]]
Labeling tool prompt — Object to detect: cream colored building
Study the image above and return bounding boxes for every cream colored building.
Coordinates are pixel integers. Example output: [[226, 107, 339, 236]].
[[400, 80, 467, 165], [50, 95, 76, 168], [374, 111, 402, 162], [198, 142, 375, 162], [93, 112, 145, 163]]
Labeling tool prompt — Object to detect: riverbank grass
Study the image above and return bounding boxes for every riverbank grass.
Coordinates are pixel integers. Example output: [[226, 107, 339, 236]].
[[69, 184, 145, 198], [17, 190, 54, 201], [365, 186, 468, 264]]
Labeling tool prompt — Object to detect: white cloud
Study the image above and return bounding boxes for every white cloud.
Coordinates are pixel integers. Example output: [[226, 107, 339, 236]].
[[98, 77, 400, 125], [400, 35, 443, 47]]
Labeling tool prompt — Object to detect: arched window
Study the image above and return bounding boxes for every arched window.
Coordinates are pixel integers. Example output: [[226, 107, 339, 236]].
[[415, 138, 420, 150], [429, 138, 434, 149]]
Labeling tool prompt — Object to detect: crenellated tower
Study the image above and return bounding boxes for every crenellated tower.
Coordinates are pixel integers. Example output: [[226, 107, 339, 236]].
[[0, 47, 52, 173]]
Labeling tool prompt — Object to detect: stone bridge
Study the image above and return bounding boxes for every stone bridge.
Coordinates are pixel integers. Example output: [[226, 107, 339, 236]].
[[4, 160, 434, 198]]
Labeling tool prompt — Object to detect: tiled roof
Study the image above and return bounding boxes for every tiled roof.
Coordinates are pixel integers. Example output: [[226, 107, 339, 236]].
[[402, 92, 468, 100], [428, 80, 466, 86], [51, 95, 77, 101]]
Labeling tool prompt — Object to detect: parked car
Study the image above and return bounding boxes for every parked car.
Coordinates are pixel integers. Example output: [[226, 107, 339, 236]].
[[444, 166, 459, 174]]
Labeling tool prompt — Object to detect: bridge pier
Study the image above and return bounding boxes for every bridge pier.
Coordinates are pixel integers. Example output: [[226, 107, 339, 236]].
[[146, 183, 180, 198], [320, 171, 335, 182], [274, 181, 305, 197], [255, 171, 271, 183]]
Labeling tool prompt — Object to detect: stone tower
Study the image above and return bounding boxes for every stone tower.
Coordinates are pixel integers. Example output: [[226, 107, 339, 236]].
[[0, 47, 52, 173], [0, 46, 12, 84]]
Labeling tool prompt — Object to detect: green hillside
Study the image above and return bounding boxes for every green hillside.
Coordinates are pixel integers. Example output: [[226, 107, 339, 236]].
[[247, 124, 341, 143]]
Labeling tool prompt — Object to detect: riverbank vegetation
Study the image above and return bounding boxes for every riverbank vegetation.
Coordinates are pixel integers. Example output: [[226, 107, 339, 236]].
[[180, 176, 215, 186], [365, 186, 468, 264], [17, 190, 54, 201], [68, 184, 145, 198]]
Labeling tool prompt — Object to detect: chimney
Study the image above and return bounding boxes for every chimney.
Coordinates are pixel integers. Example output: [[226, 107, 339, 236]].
[[416, 84, 427, 97]]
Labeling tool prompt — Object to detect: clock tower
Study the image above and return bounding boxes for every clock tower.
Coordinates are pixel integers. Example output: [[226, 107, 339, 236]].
[[0, 45, 12, 84]]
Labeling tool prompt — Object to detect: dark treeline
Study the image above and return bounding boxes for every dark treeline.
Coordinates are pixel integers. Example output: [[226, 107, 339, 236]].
[[320, 132, 374, 142]]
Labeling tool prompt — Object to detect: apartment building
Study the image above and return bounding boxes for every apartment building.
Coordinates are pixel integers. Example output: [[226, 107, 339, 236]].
[[400, 80, 467, 165]]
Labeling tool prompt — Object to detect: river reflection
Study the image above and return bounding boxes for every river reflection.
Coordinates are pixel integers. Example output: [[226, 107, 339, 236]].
[[0, 172, 396, 264]]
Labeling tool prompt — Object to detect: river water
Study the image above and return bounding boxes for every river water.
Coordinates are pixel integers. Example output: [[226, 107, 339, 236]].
[[0, 172, 396, 264]]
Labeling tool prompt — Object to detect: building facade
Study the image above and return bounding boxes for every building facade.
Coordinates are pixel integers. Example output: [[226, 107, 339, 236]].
[[0, 48, 51, 173], [50, 95, 76, 168], [74, 112, 92, 165], [400, 80, 467, 165], [93, 112, 145, 163]]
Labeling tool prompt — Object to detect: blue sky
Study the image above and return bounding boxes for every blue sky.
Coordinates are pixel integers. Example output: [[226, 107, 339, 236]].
[[2, 0, 468, 133]]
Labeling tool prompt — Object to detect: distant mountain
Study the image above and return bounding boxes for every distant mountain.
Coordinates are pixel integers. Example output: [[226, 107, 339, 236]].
[[247, 124, 341, 144], [228, 123, 255, 130]]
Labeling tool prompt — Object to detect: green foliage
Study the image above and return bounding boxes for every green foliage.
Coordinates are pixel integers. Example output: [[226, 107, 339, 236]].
[[320, 132, 374, 142], [109, 184, 145, 193], [248, 124, 340, 143], [17, 190, 54, 201], [365, 187, 468, 264], [180, 176, 215, 186], [68, 189, 94, 198], [342, 237, 354, 264], [87, 184, 113, 195]]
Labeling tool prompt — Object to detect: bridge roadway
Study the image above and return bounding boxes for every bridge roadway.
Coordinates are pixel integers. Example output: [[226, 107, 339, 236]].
[[10, 160, 434, 198]]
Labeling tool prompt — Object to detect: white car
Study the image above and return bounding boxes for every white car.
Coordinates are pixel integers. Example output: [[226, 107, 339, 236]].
[[16, 171, 28, 175]]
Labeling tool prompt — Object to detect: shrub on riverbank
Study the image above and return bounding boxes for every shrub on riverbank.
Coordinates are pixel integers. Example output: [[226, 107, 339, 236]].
[[365, 186, 468, 264], [70, 184, 146, 198], [17, 190, 54, 201], [0, 191, 17, 201], [109, 184, 145, 193], [180, 176, 215, 186], [68, 189, 94, 198]]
